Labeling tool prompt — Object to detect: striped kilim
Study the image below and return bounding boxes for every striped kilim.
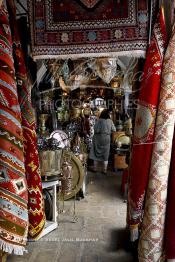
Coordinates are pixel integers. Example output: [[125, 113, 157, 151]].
[[138, 23, 175, 262], [7, 0, 46, 239], [127, 7, 167, 241], [0, 5, 28, 255]]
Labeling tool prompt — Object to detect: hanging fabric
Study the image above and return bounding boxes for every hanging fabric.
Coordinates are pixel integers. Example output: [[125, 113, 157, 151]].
[[6, 0, 46, 239], [165, 127, 175, 260], [138, 22, 175, 262], [127, 6, 167, 241], [0, 4, 28, 255]]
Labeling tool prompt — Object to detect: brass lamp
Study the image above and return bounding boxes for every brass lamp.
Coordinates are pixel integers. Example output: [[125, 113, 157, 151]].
[[39, 114, 49, 136]]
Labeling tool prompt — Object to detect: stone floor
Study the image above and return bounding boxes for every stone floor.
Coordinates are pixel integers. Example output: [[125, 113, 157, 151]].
[[8, 171, 134, 262]]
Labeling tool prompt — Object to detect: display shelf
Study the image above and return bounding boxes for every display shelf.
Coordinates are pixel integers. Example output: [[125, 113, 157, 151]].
[[37, 180, 59, 240], [37, 221, 58, 239]]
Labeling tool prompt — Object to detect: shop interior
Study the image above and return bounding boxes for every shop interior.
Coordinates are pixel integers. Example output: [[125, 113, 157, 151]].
[[29, 55, 138, 261]]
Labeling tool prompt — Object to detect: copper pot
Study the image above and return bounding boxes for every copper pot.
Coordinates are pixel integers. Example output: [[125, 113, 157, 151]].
[[112, 131, 125, 143], [115, 134, 131, 147], [114, 155, 128, 169]]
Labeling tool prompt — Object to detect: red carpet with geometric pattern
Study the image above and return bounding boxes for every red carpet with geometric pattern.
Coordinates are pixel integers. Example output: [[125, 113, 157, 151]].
[[0, 5, 28, 255], [7, 0, 46, 239], [28, 0, 158, 59], [127, 7, 167, 241], [138, 21, 175, 262]]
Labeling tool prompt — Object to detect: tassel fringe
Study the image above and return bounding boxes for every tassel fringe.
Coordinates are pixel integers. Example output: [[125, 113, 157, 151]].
[[32, 50, 146, 61], [0, 239, 28, 256]]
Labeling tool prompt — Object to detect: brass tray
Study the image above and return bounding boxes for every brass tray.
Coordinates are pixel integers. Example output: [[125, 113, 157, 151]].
[[58, 150, 84, 200]]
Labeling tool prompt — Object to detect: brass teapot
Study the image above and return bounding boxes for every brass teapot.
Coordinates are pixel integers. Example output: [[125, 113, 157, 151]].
[[71, 107, 82, 119]]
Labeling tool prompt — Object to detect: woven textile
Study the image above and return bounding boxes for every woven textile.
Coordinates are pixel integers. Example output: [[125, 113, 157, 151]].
[[138, 25, 175, 262], [0, 5, 28, 255], [165, 128, 175, 259], [7, 0, 46, 239], [127, 7, 167, 241], [28, 0, 157, 59]]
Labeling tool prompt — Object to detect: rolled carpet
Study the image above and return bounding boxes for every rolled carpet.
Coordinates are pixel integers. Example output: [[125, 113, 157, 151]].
[[138, 21, 175, 262], [127, 6, 167, 241], [165, 128, 175, 259], [0, 5, 28, 255], [6, 0, 46, 239]]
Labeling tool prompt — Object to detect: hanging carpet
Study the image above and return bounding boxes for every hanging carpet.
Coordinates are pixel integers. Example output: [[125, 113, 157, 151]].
[[7, 0, 46, 239], [28, 0, 157, 59], [138, 22, 175, 262], [0, 5, 28, 255], [127, 6, 167, 241]]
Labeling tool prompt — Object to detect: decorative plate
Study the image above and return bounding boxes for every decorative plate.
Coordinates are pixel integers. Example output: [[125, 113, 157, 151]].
[[59, 150, 85, 200], [49, 130, 70, 149]]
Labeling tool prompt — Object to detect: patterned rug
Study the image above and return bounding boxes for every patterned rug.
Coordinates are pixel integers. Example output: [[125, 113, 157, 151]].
[[0, 5, 28, 255], [28, 0, 158, 59], [138, 22, 175, 262], [7, 0, 46, 239], [127, 7, 167, 241], [165, 128, 175, 259]]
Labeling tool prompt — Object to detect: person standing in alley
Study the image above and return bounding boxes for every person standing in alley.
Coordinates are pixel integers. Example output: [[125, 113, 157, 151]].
[[89, 109, 116, 174]]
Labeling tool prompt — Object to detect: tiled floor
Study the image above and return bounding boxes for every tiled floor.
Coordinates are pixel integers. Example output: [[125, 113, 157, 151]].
[[8, 171, 134, 262]]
